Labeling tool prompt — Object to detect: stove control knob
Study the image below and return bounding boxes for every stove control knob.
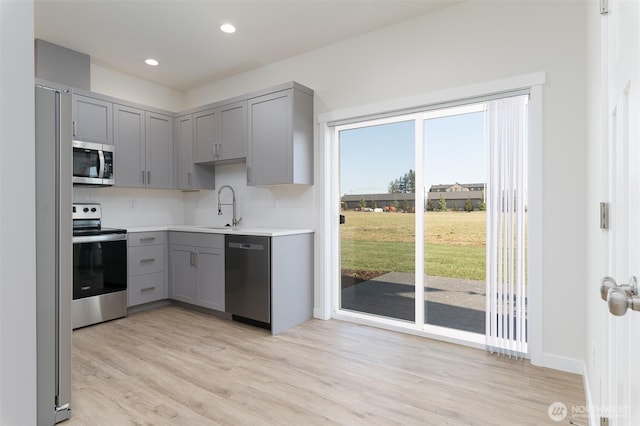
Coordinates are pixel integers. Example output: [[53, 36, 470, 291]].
[[91, 207, 97, 212], [83, 207, 89, 213]]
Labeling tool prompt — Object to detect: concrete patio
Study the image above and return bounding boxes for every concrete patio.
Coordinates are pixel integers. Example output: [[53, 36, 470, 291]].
[[341, 272, 487, 334]]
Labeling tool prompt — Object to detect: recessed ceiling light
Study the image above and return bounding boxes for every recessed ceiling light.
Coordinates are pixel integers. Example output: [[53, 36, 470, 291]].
[[220, 23, 236, 34], [145, 58, 159, 66]]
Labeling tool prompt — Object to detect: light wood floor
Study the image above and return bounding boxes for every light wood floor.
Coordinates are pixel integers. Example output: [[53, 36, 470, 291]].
[[67, 306, 586, 425]]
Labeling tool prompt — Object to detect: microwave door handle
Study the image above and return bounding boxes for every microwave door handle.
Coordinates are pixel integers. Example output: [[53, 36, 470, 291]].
[[97, 150, 105, 178]]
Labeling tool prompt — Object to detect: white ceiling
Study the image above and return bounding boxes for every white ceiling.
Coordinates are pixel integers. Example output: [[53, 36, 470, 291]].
[[35, 0, 459, 91]]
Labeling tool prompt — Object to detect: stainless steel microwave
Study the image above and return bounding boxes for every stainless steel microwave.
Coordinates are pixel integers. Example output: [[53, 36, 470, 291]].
[[72, 140, 114, 185]]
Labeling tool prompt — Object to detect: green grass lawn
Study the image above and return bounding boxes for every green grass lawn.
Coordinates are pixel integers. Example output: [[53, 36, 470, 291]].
[[341, 210, 486, 281]]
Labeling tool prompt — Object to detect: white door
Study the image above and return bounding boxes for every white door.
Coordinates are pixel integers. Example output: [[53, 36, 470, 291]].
[[603, 1, 640, 424]]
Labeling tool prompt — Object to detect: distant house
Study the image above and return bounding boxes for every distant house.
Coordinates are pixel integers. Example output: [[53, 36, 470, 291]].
[[341, 182, 485, 212], [429, 183, 485, 193], [427, 183, 485, 211]]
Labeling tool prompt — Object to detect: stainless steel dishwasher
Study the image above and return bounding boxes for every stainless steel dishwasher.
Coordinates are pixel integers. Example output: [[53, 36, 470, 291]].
[[225, 235, 271, 328]]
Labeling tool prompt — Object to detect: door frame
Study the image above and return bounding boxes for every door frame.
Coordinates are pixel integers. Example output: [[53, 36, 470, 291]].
[[317, 72, 546, 358]]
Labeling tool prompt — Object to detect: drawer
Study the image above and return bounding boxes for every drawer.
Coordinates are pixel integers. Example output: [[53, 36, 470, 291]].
[[128, 273, 165, 307], [168, 232, 224, 249], [128, 245, 164, 276], [128, 231, 166, 247]]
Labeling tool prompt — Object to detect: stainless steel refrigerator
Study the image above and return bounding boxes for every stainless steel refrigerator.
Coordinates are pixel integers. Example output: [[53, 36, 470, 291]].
[[35, 85, 72, 424]]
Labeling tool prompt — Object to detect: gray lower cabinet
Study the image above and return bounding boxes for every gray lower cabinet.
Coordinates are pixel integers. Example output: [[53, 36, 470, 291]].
[[114, 104, 173, 189], [175, 114, 215, 190], [72, 94, 113, 145], [127, 231, 167, 307], [169, 232, 225, 311], [246, 84, 313, 186], [270, 233, 314, 335]]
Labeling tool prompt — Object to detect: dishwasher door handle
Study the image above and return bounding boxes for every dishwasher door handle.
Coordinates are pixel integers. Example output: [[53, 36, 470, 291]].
[[228, 242, 264, 250]]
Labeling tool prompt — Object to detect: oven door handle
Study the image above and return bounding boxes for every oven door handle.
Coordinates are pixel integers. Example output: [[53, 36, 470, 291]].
[[73, 233, 127, 244]]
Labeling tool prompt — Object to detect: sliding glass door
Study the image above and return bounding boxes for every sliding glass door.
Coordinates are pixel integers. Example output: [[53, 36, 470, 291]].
[[339, 119, 416, 322], [336, 94, 528, 352]]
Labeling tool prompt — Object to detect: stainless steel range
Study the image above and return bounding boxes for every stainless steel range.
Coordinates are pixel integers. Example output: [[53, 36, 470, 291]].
[[72, 203, 127, 329]]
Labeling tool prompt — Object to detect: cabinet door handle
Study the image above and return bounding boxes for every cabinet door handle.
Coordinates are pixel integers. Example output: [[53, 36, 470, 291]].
[[139, 237, 155, 242], [147, 171, 151, 185], [140, 258, 156, 263], [188, 171, 192, 186], [142, 170, 146, 185], [246, 166, 252, 184], [193, 252, 198, 267], [72, 120, 77, 137], [140, 286, 156, 292]]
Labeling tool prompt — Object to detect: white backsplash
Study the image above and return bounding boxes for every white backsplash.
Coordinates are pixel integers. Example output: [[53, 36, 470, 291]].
[[184, 162, 315, 229], [73, 162, 315, 230], [72, 186, 184, 228]]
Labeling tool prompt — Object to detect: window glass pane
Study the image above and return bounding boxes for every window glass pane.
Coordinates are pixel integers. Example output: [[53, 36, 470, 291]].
[[423, 110, 486, 334]]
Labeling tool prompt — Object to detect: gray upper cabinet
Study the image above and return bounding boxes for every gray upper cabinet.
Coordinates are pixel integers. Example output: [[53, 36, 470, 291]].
[[145, 112, 174, 189], [194, 108, 217, 164], [176, 114, 215, 190], [72, 94, 113, 144], [247, 85, 313, 186], [194, 101, 247, 164], [218, 101, 247, 162], [113, 104, 173, 189], [113, 104, 145, 188]]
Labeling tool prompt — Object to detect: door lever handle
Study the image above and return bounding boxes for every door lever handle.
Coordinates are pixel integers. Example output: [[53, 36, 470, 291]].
[[601, 276, 639, 316], [600, 276, 618, 301]]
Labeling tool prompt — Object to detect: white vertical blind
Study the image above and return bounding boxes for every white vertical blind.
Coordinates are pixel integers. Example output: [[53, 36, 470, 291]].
[[485, 95, 528, 357]]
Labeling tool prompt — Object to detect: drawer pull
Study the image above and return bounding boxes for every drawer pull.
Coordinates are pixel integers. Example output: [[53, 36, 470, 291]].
[[140, 286, 156, 292], [139, 237, 156, 242], [140, 258, 156, 263]]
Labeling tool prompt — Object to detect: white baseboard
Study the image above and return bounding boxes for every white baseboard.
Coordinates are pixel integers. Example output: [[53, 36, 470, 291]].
[[541, 352, 584, 375]]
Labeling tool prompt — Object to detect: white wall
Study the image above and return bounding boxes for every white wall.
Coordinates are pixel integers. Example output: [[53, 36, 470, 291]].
[[72, 186, 185, 228], [0, 0, 37, 422], [183, 163, 314, 229], [91, 64, 183, 112]]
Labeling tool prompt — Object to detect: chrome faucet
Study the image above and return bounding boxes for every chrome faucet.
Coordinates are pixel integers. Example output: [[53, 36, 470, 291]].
[[217, 185, 241, 227]]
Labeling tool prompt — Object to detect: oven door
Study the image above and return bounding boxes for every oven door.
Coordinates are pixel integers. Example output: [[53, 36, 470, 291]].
[[73, 233, 127, 300]]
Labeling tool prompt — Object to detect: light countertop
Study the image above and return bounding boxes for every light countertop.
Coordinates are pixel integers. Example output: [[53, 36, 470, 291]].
[[126, 225, 314, 237]]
